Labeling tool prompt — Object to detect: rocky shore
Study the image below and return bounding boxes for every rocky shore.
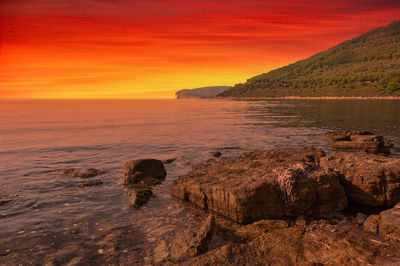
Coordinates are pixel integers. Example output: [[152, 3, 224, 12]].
[[166, 131, 400, 264]]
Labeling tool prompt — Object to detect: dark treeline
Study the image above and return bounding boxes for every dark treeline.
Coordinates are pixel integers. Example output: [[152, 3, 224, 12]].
[[220, 21, 400, 97]]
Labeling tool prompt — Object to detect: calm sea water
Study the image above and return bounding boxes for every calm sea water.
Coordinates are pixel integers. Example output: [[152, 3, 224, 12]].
[[1, 99, 399, 264]]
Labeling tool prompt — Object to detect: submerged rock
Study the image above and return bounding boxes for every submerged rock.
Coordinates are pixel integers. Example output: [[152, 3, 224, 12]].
[[211, 151, 222, 158], [77, 180, 103, 188], [186, 222, 400, 265], [0, 193, 13, 205], [320, 151, 400, 208], [170, 215, 216, 259], [364, 203, 400, 241], [325, 130, 393, 154], [127, 186, 154, 208], [123, 159, 166, 187], [60, 168, 105, 178], [171, 148, 347, 224]]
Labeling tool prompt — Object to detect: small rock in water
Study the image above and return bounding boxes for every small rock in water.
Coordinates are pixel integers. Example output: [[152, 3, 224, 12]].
[[60, 168, 105, 178], [77, 180, 103, 188], [127, 186, 154, 208], [0, 193, 13, 205], [212, 151, 222, 158]]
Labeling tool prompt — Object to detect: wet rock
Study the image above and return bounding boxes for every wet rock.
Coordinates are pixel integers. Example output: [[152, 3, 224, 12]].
[[171, 148, 347, 224], [60, 168, 105, 178], [0, 193, 13, 205], [364, 204, 400, 241], [123, 159, 166, 187], [170, 215, 216, 259], [127, 186, 153, 208], [234, 219, 288, 241], [186, 222, 400, 265], [77, 180, 103, 188], [325, 130, 393, 154], [211, 151, 222, 158], [320, 151, 400, 208], [364, 215, 380, 234]]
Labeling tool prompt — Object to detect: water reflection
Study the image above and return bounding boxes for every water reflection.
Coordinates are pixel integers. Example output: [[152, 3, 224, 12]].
[[0, 99, 399, 264]]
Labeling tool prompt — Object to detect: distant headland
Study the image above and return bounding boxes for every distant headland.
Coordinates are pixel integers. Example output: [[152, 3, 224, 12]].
[[175, 86, 231, 99]]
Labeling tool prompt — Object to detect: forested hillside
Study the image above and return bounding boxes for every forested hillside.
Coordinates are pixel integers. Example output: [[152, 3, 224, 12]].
[[219, 21, 400, 97]]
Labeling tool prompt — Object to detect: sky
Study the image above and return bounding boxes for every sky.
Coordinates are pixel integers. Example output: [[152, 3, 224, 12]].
[[1, 0, 400, 99]]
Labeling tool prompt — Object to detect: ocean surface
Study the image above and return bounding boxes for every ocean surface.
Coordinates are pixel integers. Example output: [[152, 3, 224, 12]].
[[1, 99, 400, 264]]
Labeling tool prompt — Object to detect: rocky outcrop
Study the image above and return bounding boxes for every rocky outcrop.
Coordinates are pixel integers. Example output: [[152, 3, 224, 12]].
[[186, 222, 400, 265], [123, 159, 166, 187], [170, 215, 216, 258], [325, 130, 393, 154], [60, 168, 105, 178], [171, 148, 347, 224], [320, 151, 400, 208], [364, 203, 400, 241]]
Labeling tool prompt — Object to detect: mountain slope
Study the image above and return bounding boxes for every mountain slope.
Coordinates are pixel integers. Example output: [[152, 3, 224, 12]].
[[219, 20, 400, 98], [176, 86, 231, 99]]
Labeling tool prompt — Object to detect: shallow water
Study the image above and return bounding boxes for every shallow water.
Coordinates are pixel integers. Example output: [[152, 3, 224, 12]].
[[0, 99, 399, 264]]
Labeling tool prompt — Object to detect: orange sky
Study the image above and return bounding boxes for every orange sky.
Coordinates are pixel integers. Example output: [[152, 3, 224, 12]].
[[1, 0, 400, 99]]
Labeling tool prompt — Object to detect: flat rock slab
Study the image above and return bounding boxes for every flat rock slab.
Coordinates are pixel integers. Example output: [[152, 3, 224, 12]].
[[171, 148, 347, 224], [325, 130, 392, 154], [364, 203, 400, 241], [320, 151, 400, 208]]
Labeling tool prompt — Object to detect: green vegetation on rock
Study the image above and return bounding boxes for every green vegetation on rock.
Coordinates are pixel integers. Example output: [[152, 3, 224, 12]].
[[219, 21, 400, 98]]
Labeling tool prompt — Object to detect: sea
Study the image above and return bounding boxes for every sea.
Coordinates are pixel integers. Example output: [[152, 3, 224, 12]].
[[1, 99, 400, 264]]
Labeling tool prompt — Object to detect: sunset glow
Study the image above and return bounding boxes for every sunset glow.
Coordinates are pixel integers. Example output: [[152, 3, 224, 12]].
[[1, 0, 400, 99]]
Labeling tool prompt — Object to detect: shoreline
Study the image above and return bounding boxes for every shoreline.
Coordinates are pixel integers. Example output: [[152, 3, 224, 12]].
[[217, 96, 400, 100]]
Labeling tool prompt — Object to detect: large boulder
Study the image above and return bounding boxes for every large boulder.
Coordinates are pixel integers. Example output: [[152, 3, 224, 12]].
[[171, 148, 347, 224], [325, 130, 392, 154], [123, 159, 166, 187], [320, 151, 400, 208], [186, 222, 400, 265], [364, 203, 400, 241]]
